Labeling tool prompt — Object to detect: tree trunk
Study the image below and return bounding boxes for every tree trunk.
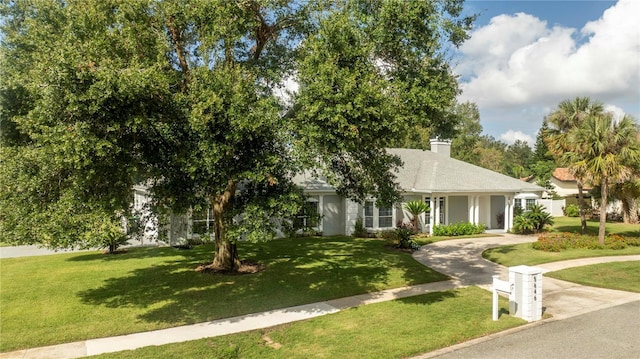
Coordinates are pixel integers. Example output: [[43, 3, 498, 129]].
[[576, 181, 588, 234], [211, 180, 241, 271], [598, 180, 608, 245], [622, 195, 639, 224]]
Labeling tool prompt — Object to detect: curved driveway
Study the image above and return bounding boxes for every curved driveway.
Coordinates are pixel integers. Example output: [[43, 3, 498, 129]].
[[412, 233, 640, 319], [411, 233, 640, 359]]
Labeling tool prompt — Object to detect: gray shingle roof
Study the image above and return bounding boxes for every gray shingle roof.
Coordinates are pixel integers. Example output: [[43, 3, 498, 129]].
[[387, 148, 544, 193]]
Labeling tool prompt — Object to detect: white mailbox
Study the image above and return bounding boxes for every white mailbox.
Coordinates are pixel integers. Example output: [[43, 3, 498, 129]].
[[509, 265, 543, 322], [492, 275, 514, 321]]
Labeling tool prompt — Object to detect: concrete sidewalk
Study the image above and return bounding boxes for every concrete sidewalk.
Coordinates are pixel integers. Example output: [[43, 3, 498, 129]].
[[2, 234, 639, 358]]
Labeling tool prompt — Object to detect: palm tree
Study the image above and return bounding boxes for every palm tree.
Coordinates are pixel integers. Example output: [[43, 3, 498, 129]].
[[565, 113, 640, 244], [545, 97, 605, 234], [611, 178, 640, 224], [403, 200, 430, 232]]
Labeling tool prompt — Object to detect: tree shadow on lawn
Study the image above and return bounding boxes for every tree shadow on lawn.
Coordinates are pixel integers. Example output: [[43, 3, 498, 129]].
[[77, 237, 437, 327], [66, 245, 202, 262]]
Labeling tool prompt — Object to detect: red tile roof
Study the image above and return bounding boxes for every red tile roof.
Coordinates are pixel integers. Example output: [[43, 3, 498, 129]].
[[552, 168, 577, 182]]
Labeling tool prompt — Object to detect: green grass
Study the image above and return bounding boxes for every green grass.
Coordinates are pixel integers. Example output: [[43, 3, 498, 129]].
[[0, 236, 447, 352], [483, 243, 640, 267], [91, 287, 525, 359], [414, 233, 500, 246], [550, 216, 640, 238], [483, 217, 640, 267], [546, 261, 640, 293]]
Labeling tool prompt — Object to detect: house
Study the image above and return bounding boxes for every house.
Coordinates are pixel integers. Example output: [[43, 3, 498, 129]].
[[294, 139, 544, 235], [134, 139, 544, 243], [522, 167, 596, 216], [525, 167, 592, 199]]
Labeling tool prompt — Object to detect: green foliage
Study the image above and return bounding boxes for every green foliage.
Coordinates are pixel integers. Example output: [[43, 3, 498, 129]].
[[512, 204, 554, 234], [564, 112, 640, 242], [353, 217, 368, 238], [563, 204, 580, 217], [432, 222, 485, 236], [404, 201, 430, 217], [403, 200, 430, 230], [0, 0, 475, 270], [533, 232, 640, 252], [388, 223, 420, 250]]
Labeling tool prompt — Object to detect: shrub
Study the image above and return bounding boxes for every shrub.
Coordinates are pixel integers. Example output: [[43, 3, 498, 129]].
[[512, 215, 535, 235], [563, 204, 580, 217], [403, 200, 430, 231], [382, 223, 420, 251], [533, 232, 640, 252], [432, 222, 485, 236], [512, 205, 553, 234], [353, 217, 367, 238], [394, 223, 416, 249]]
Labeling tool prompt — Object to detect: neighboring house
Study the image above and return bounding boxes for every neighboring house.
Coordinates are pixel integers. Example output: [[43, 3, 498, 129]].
[[549, 168, 591, 198], [295, 140, 544, 235], [523, 168, 594, 216]]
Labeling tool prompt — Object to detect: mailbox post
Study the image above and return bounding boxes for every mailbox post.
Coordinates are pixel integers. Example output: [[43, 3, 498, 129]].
[[492, 275, 513, 321], [509, 265, 543, 322]]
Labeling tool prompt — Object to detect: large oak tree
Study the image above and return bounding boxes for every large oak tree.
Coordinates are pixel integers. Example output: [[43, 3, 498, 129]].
[[1, 0, 474, 271]]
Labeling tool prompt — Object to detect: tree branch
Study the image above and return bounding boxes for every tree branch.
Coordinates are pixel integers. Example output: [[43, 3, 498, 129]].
[[166, 15, 190, 90]]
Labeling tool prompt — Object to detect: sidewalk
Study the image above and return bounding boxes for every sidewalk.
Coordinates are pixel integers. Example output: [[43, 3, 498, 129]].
[[2, 234, 639, 358]]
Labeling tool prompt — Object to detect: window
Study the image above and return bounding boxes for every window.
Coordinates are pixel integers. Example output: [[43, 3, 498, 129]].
[[514, 198, 522, 209], [191, 206, 214, 235], [295, 199, 319, 229], [364, 201, 393, 229], [425, 197, 431, 225], [364, 201, 374, 228], [525, 199, 536, 210], [378, 206, 392, 228]]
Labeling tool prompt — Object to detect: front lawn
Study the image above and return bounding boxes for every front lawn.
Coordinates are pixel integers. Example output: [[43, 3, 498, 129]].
[[550, 216, 640, 237], [546, 261, 640, 293], [0, 236, 446, 352], [483, 242, 640, 267], [483, 217, 640, 267], [91, 287, 525, 359]]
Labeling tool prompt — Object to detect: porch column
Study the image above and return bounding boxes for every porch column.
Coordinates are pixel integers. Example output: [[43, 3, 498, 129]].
[[503, 195, 510, 232], [444, 195, 449, 225], [506, 196, 515, 231], [468, 195, 474, 224], [429, 196, 436, 233], [471, 196, 479, 225], [434, 196, 441, 227], [474, 196, 480, 225], [318, 195, 324, 233]]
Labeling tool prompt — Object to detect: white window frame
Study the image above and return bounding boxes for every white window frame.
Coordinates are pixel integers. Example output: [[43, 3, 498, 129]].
[[363, 200, 394, 229], [525, 198, 536, 210], [296, 198, 320, 229]]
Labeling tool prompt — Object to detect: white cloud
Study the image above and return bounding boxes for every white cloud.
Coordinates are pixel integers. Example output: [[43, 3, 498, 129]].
[[500, 130, 534, 145], [604, 104, 626, 123], [458, 0, 639, 107], [455, 0, 639, 143]]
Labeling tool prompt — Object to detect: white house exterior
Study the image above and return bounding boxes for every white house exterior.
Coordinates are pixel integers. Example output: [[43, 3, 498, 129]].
[[134, 140, 544, 242], [295, 141, 544, 235]]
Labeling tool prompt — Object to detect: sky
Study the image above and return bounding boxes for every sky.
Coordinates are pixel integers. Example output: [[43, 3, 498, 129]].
[[454, 0, 640, 146]]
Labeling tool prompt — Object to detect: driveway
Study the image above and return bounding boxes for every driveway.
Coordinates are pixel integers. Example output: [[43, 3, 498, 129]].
[[411, 234, 640, 359]]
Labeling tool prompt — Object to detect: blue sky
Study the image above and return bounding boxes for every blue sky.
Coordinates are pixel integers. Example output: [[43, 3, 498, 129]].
[[454, 0, 639, 145]]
